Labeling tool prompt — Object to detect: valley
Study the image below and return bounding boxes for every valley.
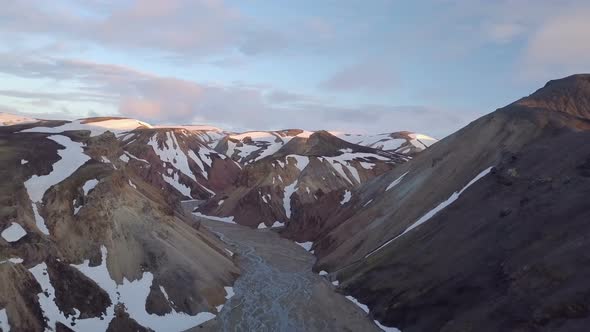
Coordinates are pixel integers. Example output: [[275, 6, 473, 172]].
[[1, 74, 590, 331]]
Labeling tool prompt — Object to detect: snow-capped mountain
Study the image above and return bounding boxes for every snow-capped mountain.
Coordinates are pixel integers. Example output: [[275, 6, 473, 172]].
[[196, 131, 407, 234], [332, 131, 437, 155], [213, 129, 436, 164], [0, 119, 239, 331]]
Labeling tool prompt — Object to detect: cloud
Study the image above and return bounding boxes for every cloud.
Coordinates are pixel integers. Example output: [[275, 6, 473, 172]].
[[0, 0, 289, 59], [521, 6, 590, 79], [319, 59, 397, 93], [0, 52, 463, 137], [485, 22, 525, 43]]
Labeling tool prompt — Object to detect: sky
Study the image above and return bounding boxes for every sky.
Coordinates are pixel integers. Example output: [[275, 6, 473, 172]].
[[1, 0, 589, 138]]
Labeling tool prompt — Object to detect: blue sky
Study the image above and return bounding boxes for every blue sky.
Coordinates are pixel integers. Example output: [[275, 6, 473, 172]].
[[1, 0, 589, 138]]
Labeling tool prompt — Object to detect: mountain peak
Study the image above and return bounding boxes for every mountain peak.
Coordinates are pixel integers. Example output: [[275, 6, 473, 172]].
[[514, 74, 590, 120]]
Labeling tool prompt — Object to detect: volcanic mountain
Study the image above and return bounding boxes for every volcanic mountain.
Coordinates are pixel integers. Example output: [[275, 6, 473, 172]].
[[307, 74, 590, 332]]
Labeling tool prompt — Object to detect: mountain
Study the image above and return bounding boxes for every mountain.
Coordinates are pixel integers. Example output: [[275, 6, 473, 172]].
[[332, 131, 437, 156], [306, 74, 590, 331], [0, 114, 430, 331], [196, 131, 408, 235], [4, 75, 589, 332], [213, 129, 435, 164], [0, 119, 239, 331]]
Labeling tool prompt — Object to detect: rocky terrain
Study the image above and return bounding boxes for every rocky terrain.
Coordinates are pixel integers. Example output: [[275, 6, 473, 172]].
[[0, 119, 239, 331], [308, 74, 590, 332]]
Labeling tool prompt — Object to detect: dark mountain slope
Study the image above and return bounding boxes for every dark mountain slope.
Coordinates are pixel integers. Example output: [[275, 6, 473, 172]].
[[312, 74, 590, 331]]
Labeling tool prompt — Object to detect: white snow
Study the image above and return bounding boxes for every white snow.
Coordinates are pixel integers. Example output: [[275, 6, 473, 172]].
[[345, 295, 369, 313], [340, 190, 352, 205], [82, 179, 99, 196], [343, 292, 402, 331], [187, 150, 209, 179], [224, 249, 234, 257], [224, 287, 235, 299], [148, 133, 196, 181], [192, 212, 236, 224], [21, 159, 29, 165], [333, 131, 434, 155], [332, 280, 339, 286], [129, 180, 137, 189], [0, 112, 37, 126], [0, 308, 9, 332], [374, 320, 402, 332], [283, 180, 298, 219], [1, 222, 27, 242], [408, 133, 437, 149], [386, 172, 409, 191], [257, 223, 267, 229], [218, 200, 225, 206], [162, 172, 193, 198], [21, 118, 151, 137], [363, 199, 374, 207], [366, 166, 493, 258], [319, 270, 328, 276], [124, 151, 149, 163], [101, 156, 111, 164], [24, 135, 90, 235], [359, 161, 374, 170], [296, 241, 313, 251], [0, 257, 24, 264], [63, 246, 216, 331], [271, 221, 285, 228], [119, 154, 130, 163], [288, 155, 310, 172]]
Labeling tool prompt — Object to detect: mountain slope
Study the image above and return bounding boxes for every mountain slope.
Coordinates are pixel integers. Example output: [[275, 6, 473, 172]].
[[196, 131, 406, 238], [332, 131, 437, 156], [0, 123, 239, 331], [311, 74, 590, 331]]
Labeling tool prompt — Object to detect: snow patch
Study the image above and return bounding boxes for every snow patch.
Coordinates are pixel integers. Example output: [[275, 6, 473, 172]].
[[283, 180, 298, 219], [148, 133, 196, 181], [0, 308, 9, 332], [340, 190, 352, 205], [24, 135, 90, 235], [162, 173, 193, 198], [193, 212, 235, 224], [21, 159, 29, 165], [288, 155, 310, 172], [345, 295, 369, 313], [367, 167, 493, 258], [386, 172, 408, 191], [271, 221, 285, 228], [296, 241, 313, 251], [66, 246, 216, 331], [21, 118, 151, 137], [1, 222, 27, 242], [82, 179, 99, 196]]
